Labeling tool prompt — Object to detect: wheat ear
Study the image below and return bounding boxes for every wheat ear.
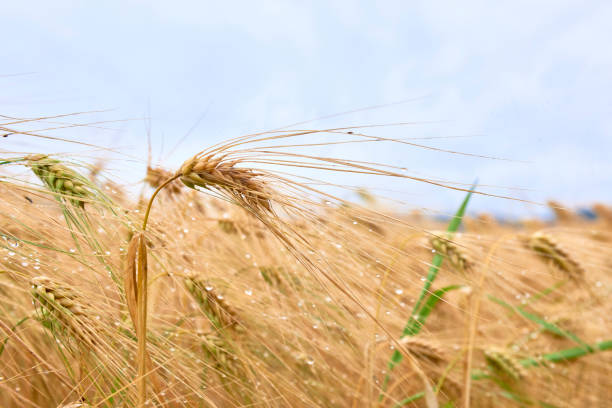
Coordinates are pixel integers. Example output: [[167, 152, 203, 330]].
[[145, 166, 182, 195], [184, 276, 241, 330], [26, 154, 93, 208], [528, 231, 585, 280], [399, 337, 446, 362], [484, 348, 526, 380], [30, 276, 92, 344], [179, 154, 271, 212], [430, 232, 472, 274]]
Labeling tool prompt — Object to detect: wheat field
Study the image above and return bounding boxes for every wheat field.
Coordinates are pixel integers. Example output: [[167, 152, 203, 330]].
[[0, 123, 610, 407]]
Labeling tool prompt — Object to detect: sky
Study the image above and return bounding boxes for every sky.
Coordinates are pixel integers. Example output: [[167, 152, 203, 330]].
[[1, 1, 611, 218]]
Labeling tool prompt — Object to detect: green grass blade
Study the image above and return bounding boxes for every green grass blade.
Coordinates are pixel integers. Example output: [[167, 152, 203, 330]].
[[487, 295, 591, 351], [410, 185, 474, 317], [392, 391, 425, 407], [520, 340, 612, 367], [0, 316, 29, 357], [402, 284, 465, 337]]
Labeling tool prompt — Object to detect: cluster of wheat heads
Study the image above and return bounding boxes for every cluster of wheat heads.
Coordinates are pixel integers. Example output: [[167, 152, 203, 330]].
[[0, 124, 611, 407]]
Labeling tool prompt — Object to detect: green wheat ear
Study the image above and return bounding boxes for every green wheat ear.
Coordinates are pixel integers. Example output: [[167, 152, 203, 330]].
[[484, 348, 526, 381], [26, 154, 95, 208]]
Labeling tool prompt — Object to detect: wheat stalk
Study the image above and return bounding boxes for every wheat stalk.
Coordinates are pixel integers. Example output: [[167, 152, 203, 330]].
[[124, 232, 149, 405]]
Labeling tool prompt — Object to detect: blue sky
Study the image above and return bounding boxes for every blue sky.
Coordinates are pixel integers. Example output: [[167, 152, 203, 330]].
[[2, 1, 611, 217]]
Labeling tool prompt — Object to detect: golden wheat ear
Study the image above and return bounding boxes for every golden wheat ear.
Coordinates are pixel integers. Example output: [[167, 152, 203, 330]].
[[184, 275, 241, 330], [399, 337, 446, 363], [527, 231, 585, 280], [179, 154, 272, 213]]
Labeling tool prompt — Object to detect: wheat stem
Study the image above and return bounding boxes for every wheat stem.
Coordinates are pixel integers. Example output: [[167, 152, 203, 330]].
[[132, 175, 178, 406], [136, 234, 148, 407], [142, 174, 181, 231]]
